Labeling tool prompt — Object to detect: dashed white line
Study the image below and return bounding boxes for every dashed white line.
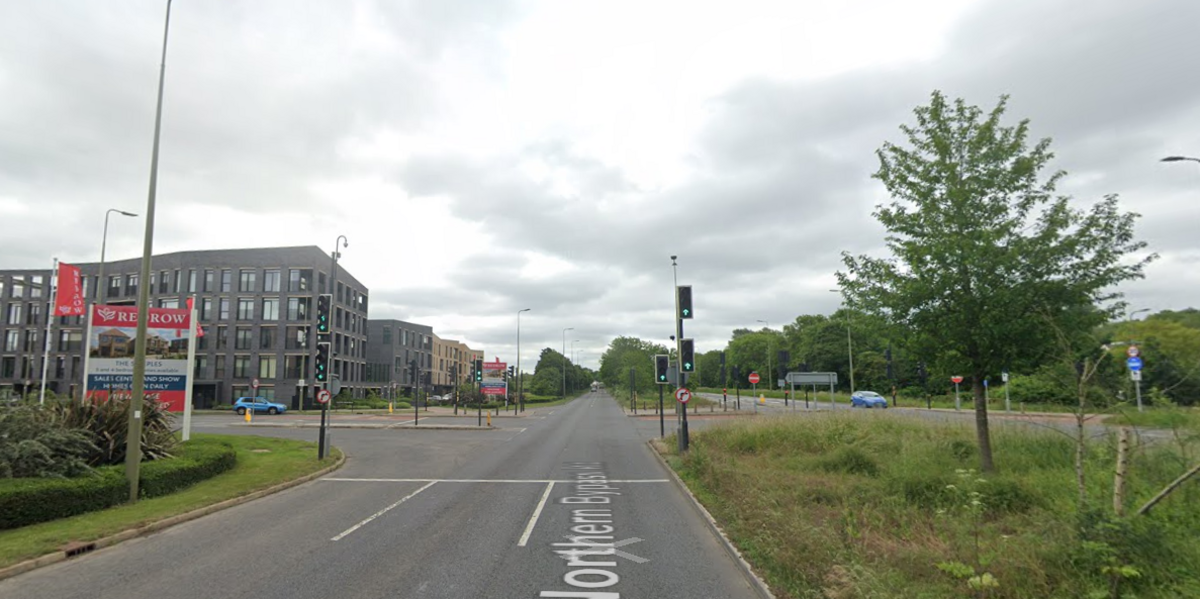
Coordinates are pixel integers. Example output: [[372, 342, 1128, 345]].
[[517, 481, 555, 547], [330, 481, 437, 542], [323, 478, 669, 484]]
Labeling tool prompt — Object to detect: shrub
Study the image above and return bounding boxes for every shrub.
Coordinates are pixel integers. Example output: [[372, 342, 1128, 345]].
[[57, 394, 178, 465], [0, 469, 126, 530], [816, 447, 881, 477], [0, 406, 97, 478], [139, 439, 237, 498]]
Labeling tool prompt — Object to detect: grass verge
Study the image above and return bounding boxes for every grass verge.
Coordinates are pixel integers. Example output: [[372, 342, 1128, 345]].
[[1105, 406, 1200, 432], [661, 412, 1200, 598], [0, 434, 338, 569]]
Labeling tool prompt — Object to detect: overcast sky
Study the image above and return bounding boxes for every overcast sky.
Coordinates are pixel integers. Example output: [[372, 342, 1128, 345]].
[[2, 0, 1197, 370]]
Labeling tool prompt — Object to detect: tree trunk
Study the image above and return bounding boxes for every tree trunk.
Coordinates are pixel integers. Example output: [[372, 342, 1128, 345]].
[[1113, 427, 1129, 517], [973, 374, 995, 473]]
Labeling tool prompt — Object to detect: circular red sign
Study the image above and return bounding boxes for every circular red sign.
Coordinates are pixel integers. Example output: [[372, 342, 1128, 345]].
[[748, 372, 761, 384], [252, 378, 260, 389], [675, 388, 692, 404], [316, 389, 331, 404], [951, 376, 964, 384]]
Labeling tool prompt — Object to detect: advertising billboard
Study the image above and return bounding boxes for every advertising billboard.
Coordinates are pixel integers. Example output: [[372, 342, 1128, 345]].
[[481, 360, 507, 397], [83, 305, 193, 412]]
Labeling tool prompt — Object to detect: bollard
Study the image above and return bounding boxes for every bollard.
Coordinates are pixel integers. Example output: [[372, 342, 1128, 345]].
[[244, 407, 252, 423], [487, 412, 492, 427], [388, 402, 393, 415]]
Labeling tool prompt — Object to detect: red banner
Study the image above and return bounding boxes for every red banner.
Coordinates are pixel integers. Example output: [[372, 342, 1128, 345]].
[[55, 263, 85, 316], [185, 297, 205, 337]]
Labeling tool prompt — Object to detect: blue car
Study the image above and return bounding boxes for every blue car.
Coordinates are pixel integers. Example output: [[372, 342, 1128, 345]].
[[850, 391, 888, 409], [233, 397, 288, 415]]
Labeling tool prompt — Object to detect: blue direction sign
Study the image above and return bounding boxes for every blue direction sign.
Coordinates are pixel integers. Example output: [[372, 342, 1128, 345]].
[[1127, 356, 1143, 371]]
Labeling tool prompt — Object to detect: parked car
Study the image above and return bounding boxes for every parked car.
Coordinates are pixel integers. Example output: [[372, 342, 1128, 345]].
[[850, 391, 888, 409], [233, 397, 288, 415]]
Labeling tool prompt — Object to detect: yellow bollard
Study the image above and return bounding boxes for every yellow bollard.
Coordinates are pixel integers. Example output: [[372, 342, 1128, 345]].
[[244, 407, 252, 423], [388, 402, 393, 414], [486, 412, 492, 427], [759, 394, 766, 405]]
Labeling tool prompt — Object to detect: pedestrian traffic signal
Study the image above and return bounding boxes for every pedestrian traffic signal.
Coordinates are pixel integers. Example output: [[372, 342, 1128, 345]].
[[474, 359, 483, 382], [655, 354, 669, 384], [315, 342, 331, 382], [677, 285, 693, 320], [680, 338, 695, 372], [316, 293, 332, 335]]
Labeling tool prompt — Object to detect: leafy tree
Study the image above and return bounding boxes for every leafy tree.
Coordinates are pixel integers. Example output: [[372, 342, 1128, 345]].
[[598, 336, 669, 396], [840, 91, 1154, 472]]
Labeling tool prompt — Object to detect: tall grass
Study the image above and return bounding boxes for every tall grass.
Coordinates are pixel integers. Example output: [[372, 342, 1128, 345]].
[[666, 412, 1200, 598]]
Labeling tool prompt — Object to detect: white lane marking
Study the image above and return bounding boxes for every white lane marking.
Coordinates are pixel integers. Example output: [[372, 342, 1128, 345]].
[[330, 481, 437, 542], [323, 478, 668, 483], [517, 481, 555, 547]]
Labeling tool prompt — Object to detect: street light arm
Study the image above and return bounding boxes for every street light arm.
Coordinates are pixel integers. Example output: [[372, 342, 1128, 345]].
[[1161, 156, 1200, 164]]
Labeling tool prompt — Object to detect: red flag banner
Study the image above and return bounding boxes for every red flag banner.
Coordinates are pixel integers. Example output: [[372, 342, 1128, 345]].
[[185, 297, 205, 337], [55, 263, 85, 316]]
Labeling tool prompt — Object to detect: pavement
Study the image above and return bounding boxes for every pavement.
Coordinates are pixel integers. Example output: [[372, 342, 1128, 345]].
[[0, 392, 766, 599]]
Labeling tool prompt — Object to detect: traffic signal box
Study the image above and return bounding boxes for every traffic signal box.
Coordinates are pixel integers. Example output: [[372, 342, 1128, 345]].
[[680, 339, 695, 372], [315, 342, 331, 382], [474, 359, 483, 382], [677, 285, 693, 319], [316, 294, 332, 335], [655, 354, 669, 384]]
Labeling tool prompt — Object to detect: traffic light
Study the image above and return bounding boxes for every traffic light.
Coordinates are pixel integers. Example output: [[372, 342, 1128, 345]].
[[507, 365, 515, 380], [680, 338, 695, 372], [409, 359, 418, 385], [474, 359, 483, 382], [315, 342, 331, 382], [778, 350, 790, 379], [677, 285, 693, 320], [655, 354, 669, 384], [316, 294, 332, 335], [732, 365, 741, 382]]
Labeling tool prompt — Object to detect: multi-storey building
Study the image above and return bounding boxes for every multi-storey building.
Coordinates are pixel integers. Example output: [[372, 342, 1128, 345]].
[[0, 246, 368, 407], [365, 319, 433, 396], [430, 336, 482, 393]]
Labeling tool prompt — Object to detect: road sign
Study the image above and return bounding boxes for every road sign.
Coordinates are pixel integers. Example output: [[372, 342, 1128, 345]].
[[1001, 372, 1008, 383], [675, 387, 692, 404], [1127, 357, 1143, 371], [951, 376, 964, 384], [748, 372, 760, 384], [316, 389, 331, 404], [1126, 345, 1140, 358], [786, 371, 837, 385], [331, 375, 343, 395], [1130, 370, 1142, 382], [251, 378, 260, 389]]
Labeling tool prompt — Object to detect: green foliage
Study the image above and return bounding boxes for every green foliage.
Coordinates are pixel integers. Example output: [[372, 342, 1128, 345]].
[[58, 394, 178, 465], [0, 406, 97, 478], [137, 438, 237, 498], [598, 336, 669, 396]]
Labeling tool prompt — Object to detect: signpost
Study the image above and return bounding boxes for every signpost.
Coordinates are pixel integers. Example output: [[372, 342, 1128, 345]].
[[1002, 371, 1010, 412], [675, 387, 691, 404], [784, 371, 838, 408], [748, 372, 760, 384], [951, 376, 964, 411], [1127, 355, 1144, 412]]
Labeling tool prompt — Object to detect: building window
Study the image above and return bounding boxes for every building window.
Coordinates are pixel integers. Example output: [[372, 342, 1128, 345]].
[[126, 274, 138, 297], [5, 304, 20, 325], [337, 282, 344, 304], [197, 331, 208, 351], [235, 327, 252, 350], [201, 298, 214, 320], [58, 330, 71, 351], [11, 276, 24, 298], [260, 326, 276, 349], [194, 355, 208, 378], [287, 326, 310, 350], [4, 330, 17, 351], [107, 276, 121, 298], [216, 326, 228, 349], [188, 269, 197, 293], [237, 298, 254, 320], [239, 269, 256, 292], [0, 357, 14, 378], [285, 355, 307, 378], [160, 298, 179, 309], [26, 302, 41, 325], [262, 298, 279, 321], [258, 355, 277, 378], [318, 272, 327, 293], [233, 355, 251, 378], [55, 356, 65, 378], [149, 273, 156, 293], [23, 330, 38, 352], [203, 269, 214, 292], [159, 271, 170, 294], [30, 275, 43, 298], [263, 270, 281, 293], [219, 298, 231, 320], [220, 270, 232, 293], [214, 355, 226, 378], [173, 269, 181, 293], [382, 327, 392, 345], [287, 297, 310, 321], [288, 269, 312, 292]]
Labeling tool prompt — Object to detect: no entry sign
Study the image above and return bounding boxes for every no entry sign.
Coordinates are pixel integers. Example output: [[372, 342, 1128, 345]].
[[675, 387, 692, 404], [951, 376, 964, 384], [748, 372, 761, 384]]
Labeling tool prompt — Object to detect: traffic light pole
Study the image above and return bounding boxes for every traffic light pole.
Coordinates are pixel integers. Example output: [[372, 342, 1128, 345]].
[[672, 258, 689, 452], [658, 384, 664, 438]]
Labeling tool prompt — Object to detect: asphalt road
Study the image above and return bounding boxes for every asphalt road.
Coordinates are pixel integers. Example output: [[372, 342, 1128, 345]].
[[0, 392, 762, 599]]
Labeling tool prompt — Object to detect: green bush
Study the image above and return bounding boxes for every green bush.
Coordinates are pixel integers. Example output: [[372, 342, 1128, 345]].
[[0, 406, 97, 478], [816, 447, 881, 477], [395, 401, 411, 410], [0, 469, 126, 530], [139, 439, 237, 498]]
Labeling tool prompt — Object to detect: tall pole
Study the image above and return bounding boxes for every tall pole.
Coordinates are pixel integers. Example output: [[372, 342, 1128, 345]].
[[672, 256, 688, 452], [126, 0, 173, 502], [571, 339, 579, 395], [561, 327, 573, 399], [98, 209, 138, 306], [319, 235, 347, 460], [517, 308, 529, 411], [757, 319, 771, 392], [38, 259, 59, 405], [829, 289, 855, 394]]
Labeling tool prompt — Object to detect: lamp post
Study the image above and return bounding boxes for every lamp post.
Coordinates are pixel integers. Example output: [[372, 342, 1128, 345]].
[[561, 327, 573, 399], [98, 209, 138, 305], [672, 255, 689, 451], [1161, 155, 1200, 165], [318, 235, 347, 460], [756, 319, 771, 391], [516, 308, 530, 411], [126, 0, 174, 502], [1129, 308, 1150, 321], [829, 289, 855, 394], [571, 339, 579, 395]]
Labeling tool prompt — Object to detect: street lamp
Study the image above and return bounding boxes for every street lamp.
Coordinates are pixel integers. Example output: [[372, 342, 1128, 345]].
[[756, 319, 771, 389], [829, 289, 855, 394], [1161, 155, 1200, 164], [1128, 308, 1150, 321], [516, 308, 530, 411], [571, 339, 579, 394], [98, 209, 138, 304], [319, 235, 347, 460], [562, 327, 574, 399]]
